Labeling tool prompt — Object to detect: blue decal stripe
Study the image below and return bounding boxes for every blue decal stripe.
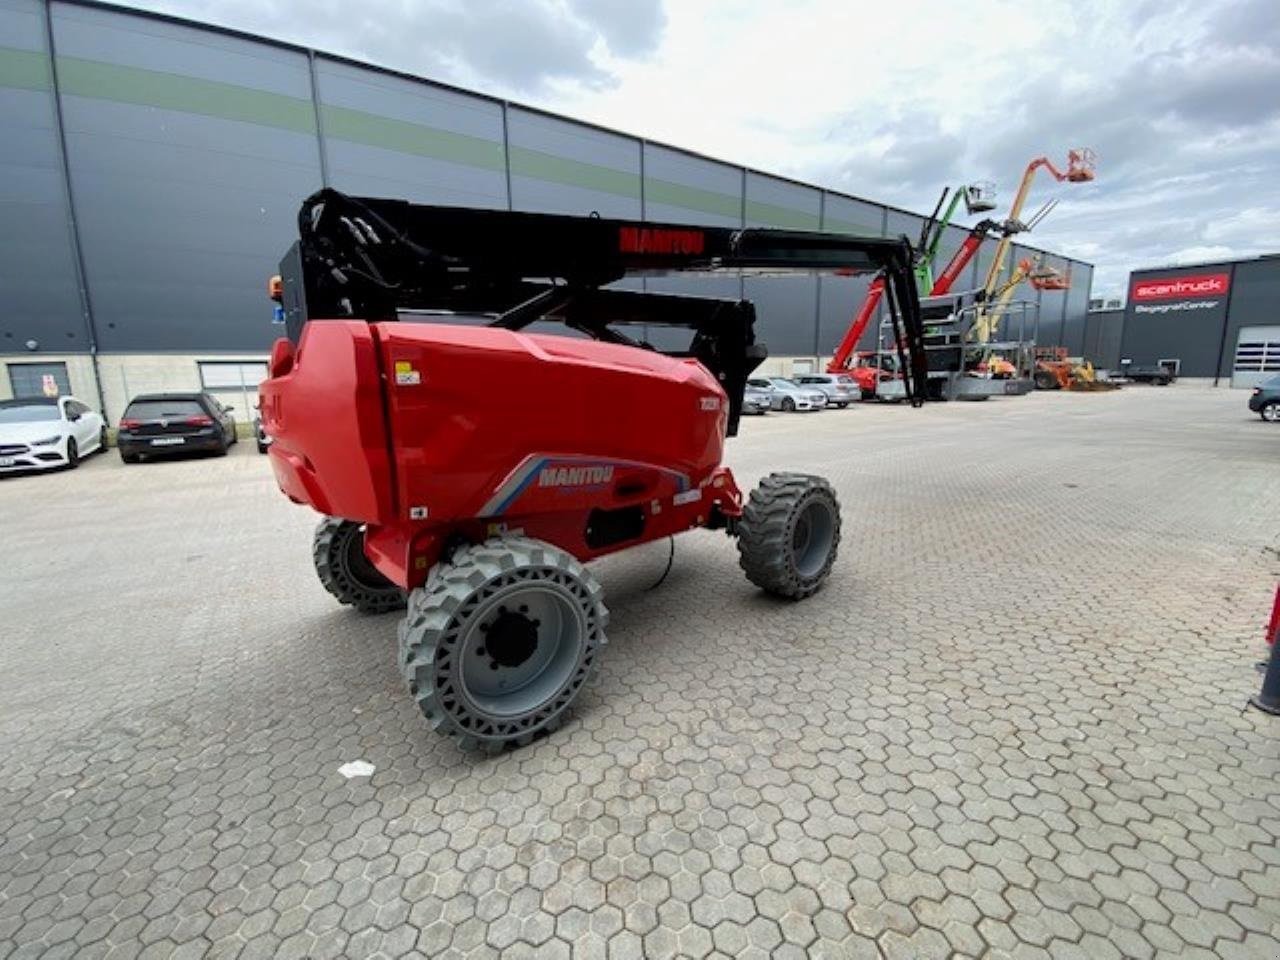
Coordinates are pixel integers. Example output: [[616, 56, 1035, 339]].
[[479, 455, 692, 517], [491, 458, 547, 516]]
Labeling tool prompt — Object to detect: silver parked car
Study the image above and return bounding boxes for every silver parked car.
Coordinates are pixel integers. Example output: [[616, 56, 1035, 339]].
[[795, 373, 858, 408], [747, 378, 826, 412], [742, 383, 772, 415]]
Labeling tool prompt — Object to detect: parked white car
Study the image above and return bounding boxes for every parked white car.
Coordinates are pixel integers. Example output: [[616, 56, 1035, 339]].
[[0, 396, 107, 472], [747, 378, 827, 412], [795, 373, 858, 408]]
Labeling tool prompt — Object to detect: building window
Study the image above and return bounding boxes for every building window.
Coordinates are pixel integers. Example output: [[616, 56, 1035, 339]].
[[1233, 341, 1280, 374], [197, 360, 269, 413], [8, 362, 71, 398]]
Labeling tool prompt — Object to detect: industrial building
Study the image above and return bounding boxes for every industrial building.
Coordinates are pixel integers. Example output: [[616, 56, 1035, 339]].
[[2, 0, 1094, 419], [1082, 254, 1280, 386]]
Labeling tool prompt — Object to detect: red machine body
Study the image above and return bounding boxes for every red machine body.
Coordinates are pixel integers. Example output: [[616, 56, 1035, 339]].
[[256, 190, 932, 749], [261, 321, 742, 590]]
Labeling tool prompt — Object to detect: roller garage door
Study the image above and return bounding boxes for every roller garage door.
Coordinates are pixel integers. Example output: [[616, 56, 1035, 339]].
[[7, 362, 71, 398], [1231, 326, 1280, 388]]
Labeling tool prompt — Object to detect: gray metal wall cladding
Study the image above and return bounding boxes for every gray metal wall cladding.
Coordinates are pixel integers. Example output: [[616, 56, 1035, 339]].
[[0, 0, 1094, 358], [1083, 309, 1124, 369], [1218, 259, 1280, 379], [0, 0, 85, 354], [51, 1, 323, 352]]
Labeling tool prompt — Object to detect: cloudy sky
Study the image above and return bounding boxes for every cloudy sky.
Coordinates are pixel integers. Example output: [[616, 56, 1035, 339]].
[[126, 0, 1278, 298]]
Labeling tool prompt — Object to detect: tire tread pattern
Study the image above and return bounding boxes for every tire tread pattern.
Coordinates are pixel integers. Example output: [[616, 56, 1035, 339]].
[[737, 472, 842, 600], [398, 536, 608, 752], [312, 517, 406, 614]]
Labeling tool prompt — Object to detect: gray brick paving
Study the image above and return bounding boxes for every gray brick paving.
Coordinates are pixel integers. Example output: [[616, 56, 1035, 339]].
[[1, 386, 1278, 958]]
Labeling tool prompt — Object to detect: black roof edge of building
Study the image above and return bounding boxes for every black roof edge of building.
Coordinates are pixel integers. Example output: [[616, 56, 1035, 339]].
[[65, 0, 1091, 267], [1131, 252, 1280, 274]]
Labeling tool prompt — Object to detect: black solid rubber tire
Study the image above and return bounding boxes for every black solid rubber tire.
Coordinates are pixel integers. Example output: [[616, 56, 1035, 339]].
[[861, 388, 875, 401], [1033, 370, 1059, 391], [99, 427, 108, 453], [781, 397, 796, 412], [313, 517, 406, 614], [737, 473, 841, 600], [120, 450, 140, 464], [399, 536, 607, 751], [1261, 401, 1280, 423], [66, 438, 79, 469], [837, 402, 849, 409], [257, 441, 269, 454]]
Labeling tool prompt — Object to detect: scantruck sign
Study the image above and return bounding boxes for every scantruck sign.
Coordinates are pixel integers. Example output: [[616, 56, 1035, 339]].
[[1131, 272, 1231, 315], [1132, 273, 1231, 301]]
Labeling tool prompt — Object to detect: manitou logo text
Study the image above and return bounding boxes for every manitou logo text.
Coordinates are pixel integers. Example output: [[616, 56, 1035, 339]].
[[1132, 273, 1230, 301], [539, 465, 614, 487], [619, 227, 705, 256]]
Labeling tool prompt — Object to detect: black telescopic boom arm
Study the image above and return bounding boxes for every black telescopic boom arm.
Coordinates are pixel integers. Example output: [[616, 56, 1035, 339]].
[[277, 189, 930, 408]]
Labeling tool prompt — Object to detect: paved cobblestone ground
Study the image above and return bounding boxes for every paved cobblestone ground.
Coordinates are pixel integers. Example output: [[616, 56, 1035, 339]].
[[2, 385, 1278, 960]]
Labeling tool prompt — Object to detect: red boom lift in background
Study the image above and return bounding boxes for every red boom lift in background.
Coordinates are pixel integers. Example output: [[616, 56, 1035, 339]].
[[262, 190, 929, 750]]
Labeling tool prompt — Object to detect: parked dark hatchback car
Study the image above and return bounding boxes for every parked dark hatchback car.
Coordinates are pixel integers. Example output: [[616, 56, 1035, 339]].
[[117, 392, 238, 462], [1249, 374, 1280, 422]]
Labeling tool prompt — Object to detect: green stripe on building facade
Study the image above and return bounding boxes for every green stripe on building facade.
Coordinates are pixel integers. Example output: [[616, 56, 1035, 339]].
[[644, 178, 742, 220], [0, 46, 50, 91], [508, 146, 640, 200], [0, 46, 828, 229], [745, 200, 820, 231], [321, 104, 504, 170], [824, 216, 881, 237], [54, 55, 317, 134]]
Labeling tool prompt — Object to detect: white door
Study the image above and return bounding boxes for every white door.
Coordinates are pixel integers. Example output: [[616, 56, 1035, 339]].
[[64, 400, 99, 450], [80, 408, 102, 449], [1231, 326, 1280, 388]]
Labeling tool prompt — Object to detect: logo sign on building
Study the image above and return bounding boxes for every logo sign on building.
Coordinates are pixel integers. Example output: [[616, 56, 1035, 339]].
[[41, 374, 59, 397], [1131, 272, 1231, 315]]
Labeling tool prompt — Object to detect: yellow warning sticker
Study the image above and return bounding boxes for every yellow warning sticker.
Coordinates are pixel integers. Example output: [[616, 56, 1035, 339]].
[[394, 360, 421, 386]]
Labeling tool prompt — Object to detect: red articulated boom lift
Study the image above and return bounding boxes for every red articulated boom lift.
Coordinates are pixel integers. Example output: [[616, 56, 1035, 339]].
[[261, 190, 929, 750]]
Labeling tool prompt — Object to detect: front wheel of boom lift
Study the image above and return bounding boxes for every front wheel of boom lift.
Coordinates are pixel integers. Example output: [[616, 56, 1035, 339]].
[[399, 537, 608, 751], [312, 517, 407, 614], [737, 473, 842, 600]]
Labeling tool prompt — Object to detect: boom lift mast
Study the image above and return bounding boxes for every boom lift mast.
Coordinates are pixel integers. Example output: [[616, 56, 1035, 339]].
[[970, 149, 1095, 343], [827, 181, 996, 373]]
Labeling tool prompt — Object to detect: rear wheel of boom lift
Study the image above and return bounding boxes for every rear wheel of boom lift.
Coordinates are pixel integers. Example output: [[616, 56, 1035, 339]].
[[313, 517, 406, 614], [737, 473, 841, 599], [399, 537, 608, 751]]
